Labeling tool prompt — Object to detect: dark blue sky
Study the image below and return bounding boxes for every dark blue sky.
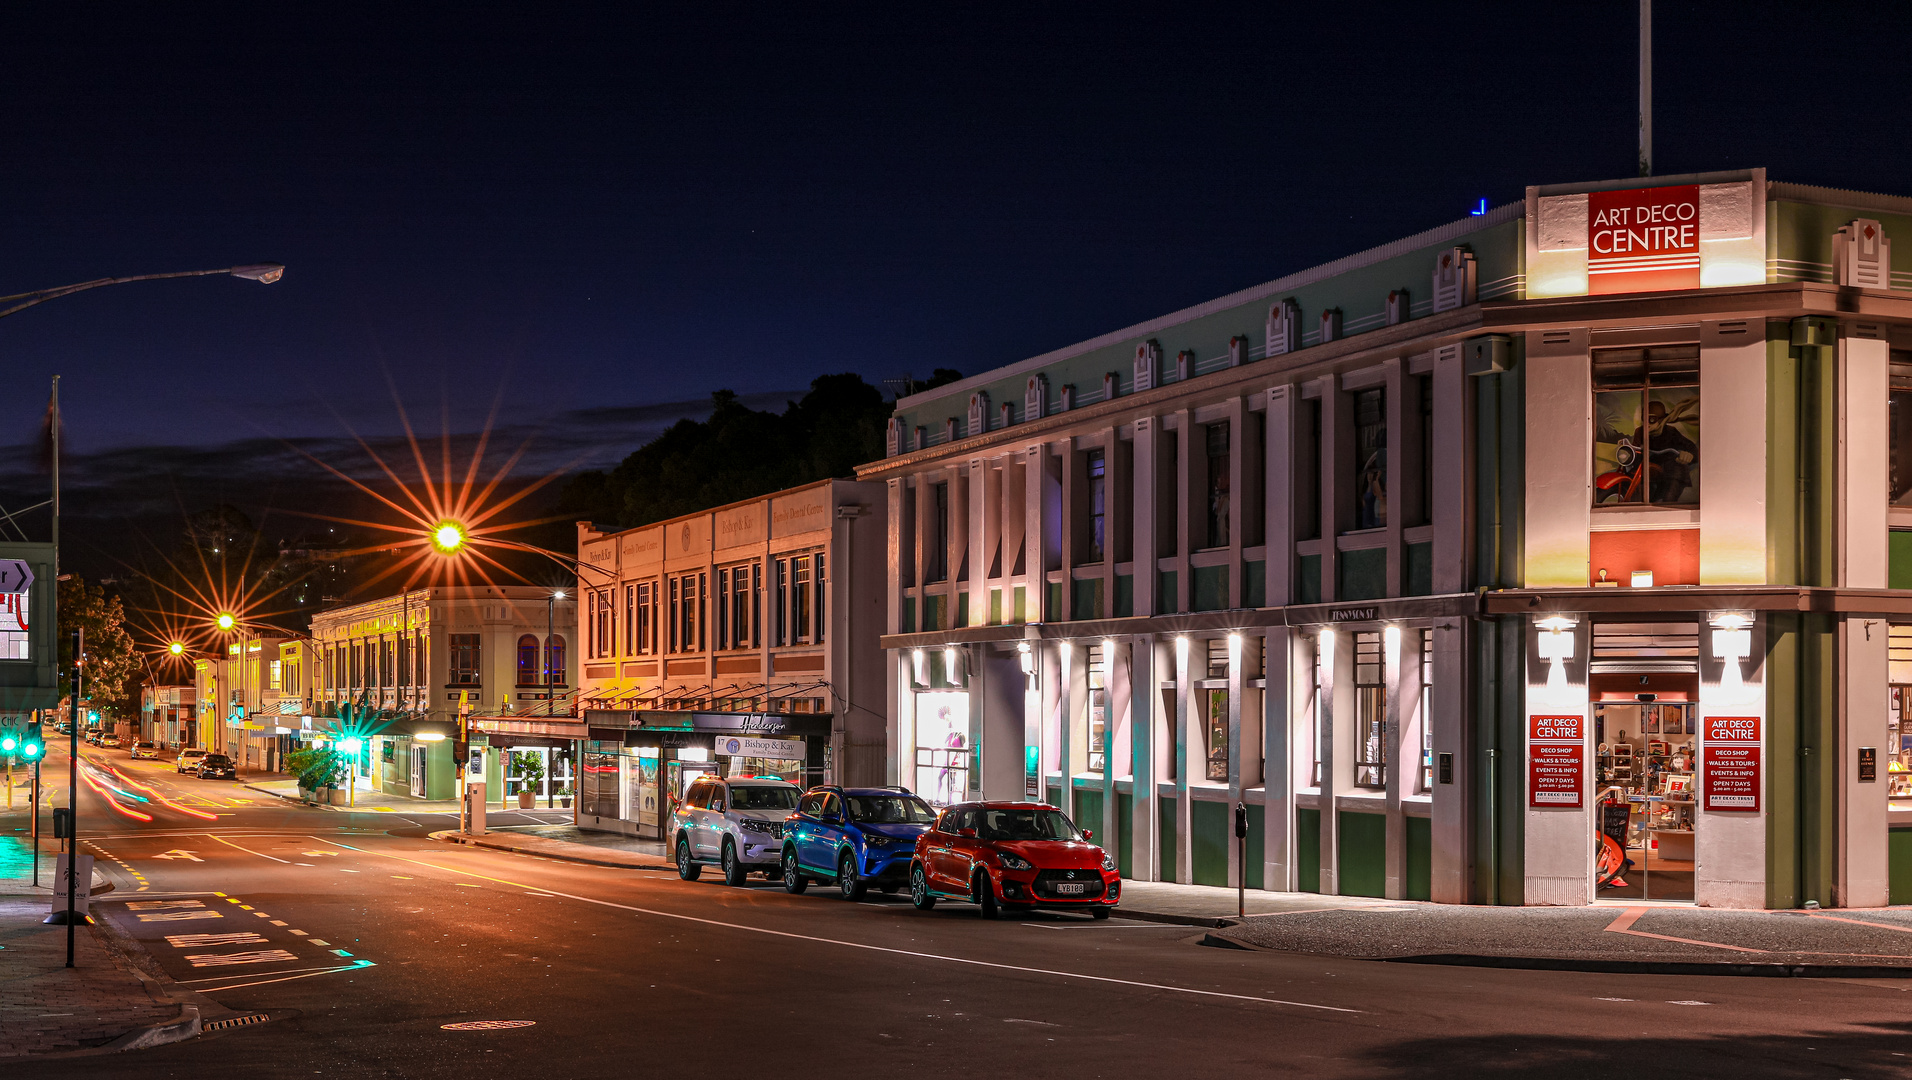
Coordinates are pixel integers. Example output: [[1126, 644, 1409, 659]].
[[3, 1, 1909, 511]]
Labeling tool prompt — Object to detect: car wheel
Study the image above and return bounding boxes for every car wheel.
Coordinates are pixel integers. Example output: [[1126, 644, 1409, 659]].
[[909, 863, 937, 910], [838, 851, 867, 901], [722, 839, 747, 887], [676, 836, 701, 881], [782, 848, 808, 894], [973, 870, 1001, 920], [1090, 907, 1112, 920]]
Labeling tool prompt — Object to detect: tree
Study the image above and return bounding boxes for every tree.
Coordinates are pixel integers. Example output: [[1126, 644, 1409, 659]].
[[58, 576, 140, 720], [558, 372, 914, 530]]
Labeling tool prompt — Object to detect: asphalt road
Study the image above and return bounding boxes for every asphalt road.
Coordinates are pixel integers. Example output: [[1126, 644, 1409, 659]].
[[18, 744, 1912, 1079]]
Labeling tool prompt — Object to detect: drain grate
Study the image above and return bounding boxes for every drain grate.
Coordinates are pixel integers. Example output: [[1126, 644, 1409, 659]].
[[441, 1020, 536, 1031], [205, 1013, 270, 1031]]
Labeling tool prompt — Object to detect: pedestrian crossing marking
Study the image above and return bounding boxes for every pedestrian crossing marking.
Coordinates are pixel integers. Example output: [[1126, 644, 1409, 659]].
[[165, 932, 268, 948], [185, 949, 299, 967], [128, 900, 205, 911], [138, 909, 225, 922]]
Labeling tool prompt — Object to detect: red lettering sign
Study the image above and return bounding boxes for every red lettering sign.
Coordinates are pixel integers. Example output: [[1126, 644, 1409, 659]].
[[1587, 184, 1700, 295], [1529, 743, 1584, 808], [1703, 715, 1760, 743], [1703, 744, 1761, 812], [1529, 714, 1583, 742]]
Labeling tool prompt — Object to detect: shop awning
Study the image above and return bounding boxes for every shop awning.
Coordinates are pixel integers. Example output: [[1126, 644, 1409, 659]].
[[473, 716, 588, 741]]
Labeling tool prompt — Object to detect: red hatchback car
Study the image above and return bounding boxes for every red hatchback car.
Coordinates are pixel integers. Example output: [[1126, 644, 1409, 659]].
[[910, 801, 1120, 918]]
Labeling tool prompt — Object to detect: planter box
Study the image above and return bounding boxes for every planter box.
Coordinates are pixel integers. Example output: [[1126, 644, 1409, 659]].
[[517, 791, 535, 810]]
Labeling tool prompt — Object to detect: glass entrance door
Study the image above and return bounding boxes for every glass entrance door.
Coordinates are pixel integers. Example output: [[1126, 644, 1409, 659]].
[[1594, 700, 1697, 901]]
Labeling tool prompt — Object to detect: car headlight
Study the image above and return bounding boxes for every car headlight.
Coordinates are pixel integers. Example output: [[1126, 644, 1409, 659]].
[[997, 853, 1034, 871], [863, 834, 891, 847], [739, 820, 774, 834], [1100, 851, 1118, 872]]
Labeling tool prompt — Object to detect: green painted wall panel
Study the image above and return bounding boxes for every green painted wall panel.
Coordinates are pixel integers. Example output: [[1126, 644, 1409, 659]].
[[1157, 571, 1178, 614], [1114, 574, 1134, 618], [1117, 792, 1134, 878], [1159, 797, 1178, 883], [1011, 586, 1026, 624], [1405, 542, 1433, 597], [1075, 788, 1104, 844], [1406, 816, 1432, 901], [1191, 799, 1228, 887], [1296, 554, 1321, 605], [956, 592, 969, 628], [1337, 811, 1386, 898], [1891, 829, 1912, 905], [1247, 803, 1266, 890], [1071, 578, 1103, 621], [1045, 583, 1064, 623], [1244, 560, 1266, 608], [1339, 548, 1385, 600], [1192, 565, 1228, 612], [1297, 808, 1320, 893], [901, 597, 916, 634], [988, 589, 1002, 626], [1891, 532, 1912, 590]]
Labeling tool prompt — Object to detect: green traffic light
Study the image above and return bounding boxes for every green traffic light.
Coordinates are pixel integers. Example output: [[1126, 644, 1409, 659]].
[[0, 736, 14, 752], [23, 743, 40, 759]]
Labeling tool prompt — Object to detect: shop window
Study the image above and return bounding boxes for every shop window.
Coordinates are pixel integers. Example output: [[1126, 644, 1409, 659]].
[[396, 637, 409, 688], [1593, 345, 1700, 506], [1420, 631, 1433, 793], [1203, 686, 1229, 781], [516, 635, 539, 686], [668, 573, 703, 653], [380, 639, 393, 686], [627, 581, 656, 655], [545, 635, 567, 686], [1206, 637, 1229, 680], [1354, 630, 1386, 788], [926, 482, 949, 583], [914, 691, 970, 805], [1891, 358, 1912, 506], [1083, 448, 1106, 564], [716, 563, 760, 651], [450, 634, 481, 686], [1353, 387, 1386, 530], [588, 589, 614, 659], [1205, 422, 1230, 548], [1087, 644, 1108, 774], [1417, 373, 1433, 527], [773, 552, 825, 646]]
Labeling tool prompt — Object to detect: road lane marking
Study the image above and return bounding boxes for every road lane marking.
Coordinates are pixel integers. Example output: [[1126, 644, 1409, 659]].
[[310, 939, 330, 946], [1602, 907, 1767, 954], [271, 920, 287, 926], [289, 930, 308, 936], [129, 900, 204, 911], [320, 837, 1360, 1015], [166, 933, 268, 947], [179, 959, 374, 990], [187, 949, 300, 967], [137, 910, 224, 922], [204, 833, 292, 864]]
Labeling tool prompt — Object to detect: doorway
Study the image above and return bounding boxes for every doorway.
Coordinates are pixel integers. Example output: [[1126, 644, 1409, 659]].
[[1589, 621, 1699, 903], [411, 746, 428, 797]]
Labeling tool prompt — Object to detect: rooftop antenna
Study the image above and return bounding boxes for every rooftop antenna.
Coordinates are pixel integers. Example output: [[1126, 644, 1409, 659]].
[[1638, 0, 1653, 176]]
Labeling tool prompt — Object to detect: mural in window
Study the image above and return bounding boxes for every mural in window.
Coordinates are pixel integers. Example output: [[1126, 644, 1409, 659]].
[[1593, 346, 1700, 506], [1891, 361, 1912, 505], [1204, 422, 1230, 547], [1353, 387, 1386, 530]]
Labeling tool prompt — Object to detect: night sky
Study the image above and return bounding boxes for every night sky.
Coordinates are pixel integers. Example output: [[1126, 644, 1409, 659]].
[[4, 2, 1911, 566]]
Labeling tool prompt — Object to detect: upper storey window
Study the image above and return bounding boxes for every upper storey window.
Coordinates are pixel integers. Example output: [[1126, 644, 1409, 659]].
[[1353, 388, 1386, 530], [1890, 354, 1912, 507], [1593, 346, 1700, 507]]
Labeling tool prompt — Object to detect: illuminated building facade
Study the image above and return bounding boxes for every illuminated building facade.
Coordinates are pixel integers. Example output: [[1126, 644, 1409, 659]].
[[864, 168, 1912, 908]]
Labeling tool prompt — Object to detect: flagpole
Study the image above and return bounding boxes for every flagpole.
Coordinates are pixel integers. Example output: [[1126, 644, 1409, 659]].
[[49, 375, 58, 574]]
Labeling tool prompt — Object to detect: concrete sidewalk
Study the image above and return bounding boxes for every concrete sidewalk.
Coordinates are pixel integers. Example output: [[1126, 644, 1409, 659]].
[[246, 778, 578, 820], [0, 836, 202, 1058]]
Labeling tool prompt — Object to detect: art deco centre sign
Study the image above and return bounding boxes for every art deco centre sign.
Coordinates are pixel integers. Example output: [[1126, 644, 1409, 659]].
[[1526, 169, 1766, 298]]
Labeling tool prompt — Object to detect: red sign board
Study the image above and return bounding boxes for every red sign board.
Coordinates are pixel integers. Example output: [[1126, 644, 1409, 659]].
[[1701, 714, 1762, 812], [1703, 745, 1761, 812], [1529, 743, 1584, 807], [1587, 184, 1700, 295], [1703, 715, 1760, 743], [1529, 714, 1583, 741]]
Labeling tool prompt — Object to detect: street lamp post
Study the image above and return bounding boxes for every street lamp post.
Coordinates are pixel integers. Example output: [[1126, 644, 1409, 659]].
[[0, 264, 284, 321]]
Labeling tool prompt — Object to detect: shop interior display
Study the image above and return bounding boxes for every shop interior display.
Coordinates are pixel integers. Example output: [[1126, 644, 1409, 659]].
[[1595, 700, 1695, 853]]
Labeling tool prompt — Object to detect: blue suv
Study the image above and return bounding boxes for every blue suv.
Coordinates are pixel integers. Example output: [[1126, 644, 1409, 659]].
[[781, 786, 939, 900]]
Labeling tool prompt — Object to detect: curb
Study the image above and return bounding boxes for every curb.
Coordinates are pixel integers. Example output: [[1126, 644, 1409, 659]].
[[1195, 928, 1912, 978], [101, 1005, 201, 1053], [1113, 908, 1237, 929], [429, 830, 673, 871]]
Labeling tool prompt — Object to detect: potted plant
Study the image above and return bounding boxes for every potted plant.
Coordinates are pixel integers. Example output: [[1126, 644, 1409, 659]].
[[555, 784, 573, 810], [285, 747, 345, 805], [514, 753, 545, 810]]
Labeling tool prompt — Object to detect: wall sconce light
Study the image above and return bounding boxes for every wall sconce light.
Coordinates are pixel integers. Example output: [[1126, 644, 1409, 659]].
[[1630, 570, 1654, 588], [1535, 615, 1578, 707], [1711, 613, 1753, 705], [1017, 641, 1033, 676], [1058, 640, 1072, 673], [1174, 635, 1190, 670], [943, 645, 961, 684], [1318, 629, 1335, 663], [1383, 624, 1401, 661], [912, 648, 926, 686]]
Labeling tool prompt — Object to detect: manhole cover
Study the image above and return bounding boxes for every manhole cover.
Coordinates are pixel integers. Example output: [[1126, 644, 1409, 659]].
[[441, 1020, 536, 1031]]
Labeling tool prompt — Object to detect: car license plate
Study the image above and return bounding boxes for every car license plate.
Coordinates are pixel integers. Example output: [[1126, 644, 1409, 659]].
[[1055, 882, 1086, 895]]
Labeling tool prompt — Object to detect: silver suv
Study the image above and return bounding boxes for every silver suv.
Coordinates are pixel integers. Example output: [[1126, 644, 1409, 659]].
[[673, 776, 802, 886]]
